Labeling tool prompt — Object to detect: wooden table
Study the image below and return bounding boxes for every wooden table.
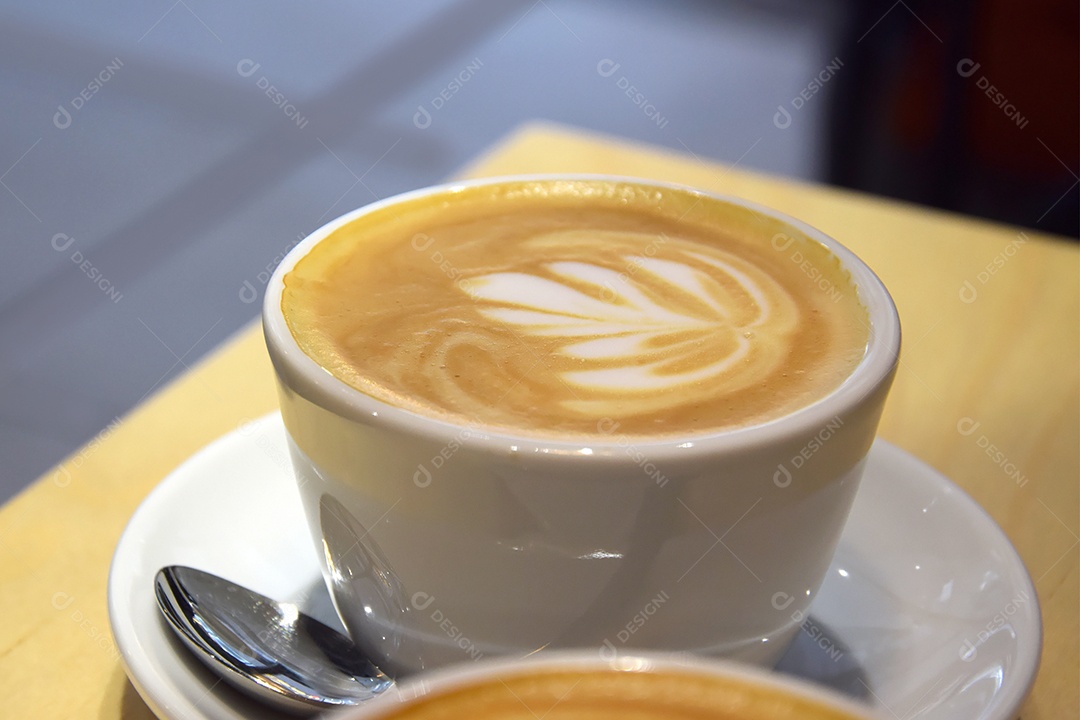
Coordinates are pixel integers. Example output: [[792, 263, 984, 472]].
[[1, 123, 1075, 719]]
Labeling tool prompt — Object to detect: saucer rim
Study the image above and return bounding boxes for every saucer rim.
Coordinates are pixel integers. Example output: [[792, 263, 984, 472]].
[[106, 412, 1042, 720], [850, 440, 1041, 719]]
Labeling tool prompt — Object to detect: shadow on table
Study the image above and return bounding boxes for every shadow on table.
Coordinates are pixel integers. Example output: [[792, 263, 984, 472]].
[[119, 683, 155, 720], [100, 664, 155, 720]]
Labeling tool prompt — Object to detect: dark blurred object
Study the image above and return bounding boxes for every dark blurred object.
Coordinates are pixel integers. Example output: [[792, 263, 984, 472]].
[[828, 0, 1079, 238]]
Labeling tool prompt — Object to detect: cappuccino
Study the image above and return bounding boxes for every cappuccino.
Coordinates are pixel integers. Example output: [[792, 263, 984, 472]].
[[357, 666, 872, 720], [282, 179, 867, 438]]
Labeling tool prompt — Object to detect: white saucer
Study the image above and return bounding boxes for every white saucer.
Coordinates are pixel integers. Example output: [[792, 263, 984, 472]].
[[108, 413, 1041, 720]]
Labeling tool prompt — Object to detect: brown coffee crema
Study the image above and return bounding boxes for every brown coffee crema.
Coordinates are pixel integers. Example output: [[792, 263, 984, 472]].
[[369, 668, 868, 719], [282, 180, 868, 439]]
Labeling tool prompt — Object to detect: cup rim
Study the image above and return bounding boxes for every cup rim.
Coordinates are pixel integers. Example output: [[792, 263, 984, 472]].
[[263, 174, 900, 459], [335, 650, 880, 719]]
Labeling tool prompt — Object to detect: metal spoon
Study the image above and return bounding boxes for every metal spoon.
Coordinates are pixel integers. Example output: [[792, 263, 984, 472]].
[[154, 565, 393, 716]]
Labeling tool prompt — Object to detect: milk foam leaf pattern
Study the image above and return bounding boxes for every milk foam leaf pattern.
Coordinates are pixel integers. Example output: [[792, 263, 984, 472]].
[[461, 246, 800, 415]]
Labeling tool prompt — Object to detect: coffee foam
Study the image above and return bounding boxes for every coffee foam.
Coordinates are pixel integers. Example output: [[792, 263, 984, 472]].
[[372, 668, 868, 719], [460, 233, 798, 417], [281, 180, 868, 439]]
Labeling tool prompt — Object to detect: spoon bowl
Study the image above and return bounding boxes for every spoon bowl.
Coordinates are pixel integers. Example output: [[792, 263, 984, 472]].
[[155, 565, 393, 715]]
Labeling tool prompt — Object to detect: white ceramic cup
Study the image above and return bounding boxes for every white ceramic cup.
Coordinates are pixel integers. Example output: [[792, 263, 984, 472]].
[[325, 651, 881, 719], [263, 175, 900, 678]]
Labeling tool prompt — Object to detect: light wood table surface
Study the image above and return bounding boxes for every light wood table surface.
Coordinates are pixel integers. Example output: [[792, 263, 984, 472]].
[[1, 122, 1076, 719]]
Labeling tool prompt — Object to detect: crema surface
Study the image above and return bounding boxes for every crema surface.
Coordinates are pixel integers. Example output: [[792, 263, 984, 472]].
[[282, 180, 868, 438], [367, 668, 868, 719]]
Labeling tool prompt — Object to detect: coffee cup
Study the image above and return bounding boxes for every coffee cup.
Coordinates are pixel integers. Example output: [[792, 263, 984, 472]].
[[263, 176, 900, 677], [328, 651, 881, 719]]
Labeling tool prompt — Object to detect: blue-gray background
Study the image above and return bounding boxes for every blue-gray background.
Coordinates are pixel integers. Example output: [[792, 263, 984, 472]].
[[2, 0, 1074, 502]]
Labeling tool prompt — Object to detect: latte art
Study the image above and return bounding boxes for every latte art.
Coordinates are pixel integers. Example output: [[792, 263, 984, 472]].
[[281, 180, 869, 438], [460, 233, 800, 419]]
